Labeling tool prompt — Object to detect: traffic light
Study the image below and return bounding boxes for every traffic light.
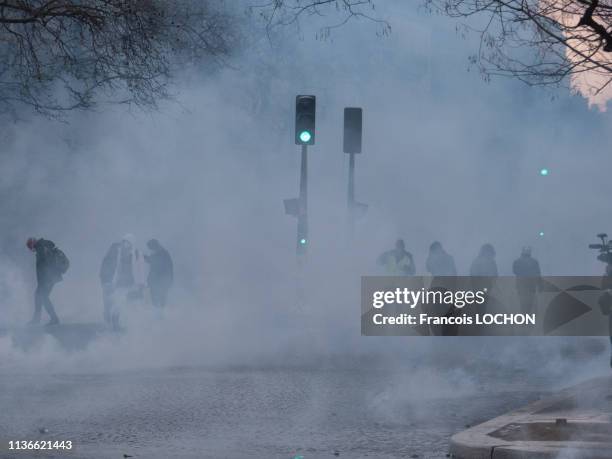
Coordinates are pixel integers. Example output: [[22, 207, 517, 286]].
[[343, 107, 362, 154], [295, 95, 316, 145]]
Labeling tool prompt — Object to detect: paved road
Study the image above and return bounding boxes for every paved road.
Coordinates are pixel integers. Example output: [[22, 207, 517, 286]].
[[1, 362, 599, 458], [0, 327, 609, 459]]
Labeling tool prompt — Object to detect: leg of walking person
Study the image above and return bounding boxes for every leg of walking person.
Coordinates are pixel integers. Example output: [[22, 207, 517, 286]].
[[40, 282, 59, 324]]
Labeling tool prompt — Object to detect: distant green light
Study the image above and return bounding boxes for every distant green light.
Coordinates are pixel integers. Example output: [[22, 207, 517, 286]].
[[540, 168, 549, 176], [299, 238, 307, 245], [299, 130, 312, 143], [539, 231, 545, 237]]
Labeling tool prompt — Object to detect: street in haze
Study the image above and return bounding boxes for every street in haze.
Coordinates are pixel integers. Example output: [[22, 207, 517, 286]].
[[2, 1, 612, 458], [2, 338, 607, 459]]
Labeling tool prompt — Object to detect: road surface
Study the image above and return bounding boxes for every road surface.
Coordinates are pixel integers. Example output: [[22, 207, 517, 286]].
[[0, 333, 609, 458]]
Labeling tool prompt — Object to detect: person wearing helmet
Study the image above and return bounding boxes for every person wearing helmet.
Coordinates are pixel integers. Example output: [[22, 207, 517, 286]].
[[26, 237, 63, 325], [512, 246, 541, 314], [377, 239, 416, 276]]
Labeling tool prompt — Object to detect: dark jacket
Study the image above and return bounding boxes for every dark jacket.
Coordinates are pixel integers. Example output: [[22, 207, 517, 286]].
[[470, 255, 498, 277], [426, 250, 457, 276], [100, 243, 120, 284], [599, 265, 612, 315], [470, 254, 497, 292], [34, 239, 62, 285], [145, 247, 173, 289], [512, 255, 540, 277], [603, 264, 612, 290], [512, 255, 541, 291]]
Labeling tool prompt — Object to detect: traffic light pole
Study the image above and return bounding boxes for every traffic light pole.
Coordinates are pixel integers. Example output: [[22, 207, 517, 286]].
[[296, 145, 308, 310], [347, 152, 355, 236], [297, 144, 308, 258]]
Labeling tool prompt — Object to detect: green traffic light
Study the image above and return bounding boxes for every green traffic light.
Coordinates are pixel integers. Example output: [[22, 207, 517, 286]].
[[299, 131, 312, 143], [539, 231, 545, 237], [540, 168, 549, 176], [300, 238, 307, 245]]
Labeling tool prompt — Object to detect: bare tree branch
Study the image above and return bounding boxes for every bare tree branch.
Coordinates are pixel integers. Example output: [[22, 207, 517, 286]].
[[426, 0, 612, 97], [251, 0, 390, 39], [0, 0, 234, 117]]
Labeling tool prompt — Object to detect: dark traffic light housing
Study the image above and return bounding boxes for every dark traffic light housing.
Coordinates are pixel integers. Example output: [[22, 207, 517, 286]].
[[295, 95, 316, 145], [343, 107, 362, 153]]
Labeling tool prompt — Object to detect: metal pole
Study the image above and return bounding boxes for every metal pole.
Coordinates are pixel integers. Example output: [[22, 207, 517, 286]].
[[300, 144, 308, 210], [296, 144, 308, 309], [348, 152, 355, 236], [297, 144, 308, 257]]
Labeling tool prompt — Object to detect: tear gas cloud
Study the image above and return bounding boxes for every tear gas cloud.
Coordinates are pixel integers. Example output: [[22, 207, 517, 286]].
[[0, 1, 610, 376]]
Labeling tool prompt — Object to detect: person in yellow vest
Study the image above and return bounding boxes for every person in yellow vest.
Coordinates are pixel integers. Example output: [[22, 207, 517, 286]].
[[377, 239, 416, 275]]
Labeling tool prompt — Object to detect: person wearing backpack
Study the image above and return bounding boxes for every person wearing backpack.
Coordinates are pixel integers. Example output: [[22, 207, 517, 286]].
[[26, 237, 69, 326]]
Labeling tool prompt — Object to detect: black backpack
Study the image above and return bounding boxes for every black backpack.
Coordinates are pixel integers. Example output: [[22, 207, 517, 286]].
[[52, 247, 70, 275]]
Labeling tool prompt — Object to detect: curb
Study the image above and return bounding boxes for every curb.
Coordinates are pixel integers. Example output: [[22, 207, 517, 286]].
[[450, 376, 612, 458]]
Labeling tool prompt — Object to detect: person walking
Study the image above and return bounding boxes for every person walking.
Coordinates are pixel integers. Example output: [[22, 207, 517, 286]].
[[26, 237, 69, 326], [145, 239, 173, 310]]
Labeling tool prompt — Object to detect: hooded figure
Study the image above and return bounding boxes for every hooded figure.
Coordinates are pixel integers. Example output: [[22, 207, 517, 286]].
[[426, 242, 457, 277], [470, 244, 498, 277], [145, 239, 173, 309], [426, 242, 458, 336], [470, 243, 498, 318], [27, 237, 65, 325], [512, 246, 541, 314], [377, 239, 416, 276], [99, 234, 145, 329]]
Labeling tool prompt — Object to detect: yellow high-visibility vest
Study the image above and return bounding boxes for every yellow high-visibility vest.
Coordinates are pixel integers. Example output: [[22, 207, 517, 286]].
[[385, 254, 411, 274]]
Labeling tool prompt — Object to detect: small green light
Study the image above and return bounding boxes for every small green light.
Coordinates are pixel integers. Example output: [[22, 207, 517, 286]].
[[300, 238, 307, 245], [540, 168, 549, 176], [539, 231, 545, 237], [299, 131, 312, 143]]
